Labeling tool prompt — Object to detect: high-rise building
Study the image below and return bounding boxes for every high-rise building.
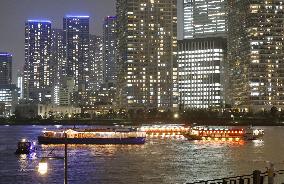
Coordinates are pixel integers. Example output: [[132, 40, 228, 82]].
[[103, 16, 117, 83], [116, 0, 178, 110], [0, 84, 19, 116], [16, 71, 23, 99], [63, 15, 90, 93], [178, 38, 226, 108], [51, 29, 64, 105], [51, 29, 64, 84], [183, 0, 227, 39], [180, 0, 227, 109], [228, 0, 284, 112], [0, 52, 12, 85], [24, 20, 52, 102], [89, 35, 103, 91]]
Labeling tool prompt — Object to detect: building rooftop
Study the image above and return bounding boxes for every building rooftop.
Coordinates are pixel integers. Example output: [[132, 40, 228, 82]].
[[65, 15, 89, 18], [0, 52, 12, 57], [27, 20, 52, 23]]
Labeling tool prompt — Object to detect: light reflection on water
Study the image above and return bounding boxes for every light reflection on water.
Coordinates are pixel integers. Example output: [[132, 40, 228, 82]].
[[0, 126, 283, 184]]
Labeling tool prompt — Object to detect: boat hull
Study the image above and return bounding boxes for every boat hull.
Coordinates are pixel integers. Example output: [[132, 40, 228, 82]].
[[38, 136, 146, 145], [183, 134, 262, 141]]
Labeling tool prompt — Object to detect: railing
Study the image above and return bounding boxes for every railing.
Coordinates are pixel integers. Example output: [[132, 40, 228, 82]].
[[186, 170, 284, 184]]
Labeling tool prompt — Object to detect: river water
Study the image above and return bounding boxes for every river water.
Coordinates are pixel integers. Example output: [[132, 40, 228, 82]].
[[0, 125, 283, 184]]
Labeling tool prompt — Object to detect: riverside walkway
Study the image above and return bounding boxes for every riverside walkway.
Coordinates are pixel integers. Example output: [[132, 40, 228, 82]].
[[186, 169, 284, 184]]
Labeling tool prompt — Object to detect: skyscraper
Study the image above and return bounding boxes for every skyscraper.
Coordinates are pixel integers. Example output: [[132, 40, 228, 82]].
[[17, 71, 23, 99], [0, 52, 12, 85], [63, 15, 90, 93], [51, 29, 64, 105], [180, 0, 227, 109], [89, 35, 103, 91], [183, 0, 227, 39], [51, 29, 64, 85], [178, 38, 226, 108], [228, 0, 284, 112], [103, 16, 117, 83], [116, 0, 178, 110], [24, 20, 52, 102]]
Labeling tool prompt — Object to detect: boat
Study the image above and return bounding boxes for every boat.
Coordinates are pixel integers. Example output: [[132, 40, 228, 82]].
[[139, 124, 190, 137], [15, 139, 36, 154], [38, 127, 146, 145], [183, 126, 264, 141]]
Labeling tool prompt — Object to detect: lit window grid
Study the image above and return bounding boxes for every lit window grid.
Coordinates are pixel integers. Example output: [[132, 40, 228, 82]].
[[228, 0, 284, 108], [24, 21, 52, 102], [178, 48, 224, 108], [183, 0, 227, 39]]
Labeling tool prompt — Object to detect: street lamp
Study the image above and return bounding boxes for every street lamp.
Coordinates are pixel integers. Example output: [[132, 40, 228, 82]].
[[38, 158, 48, 175], [174, 113, 179, 119], [37, 133, 68, 184]]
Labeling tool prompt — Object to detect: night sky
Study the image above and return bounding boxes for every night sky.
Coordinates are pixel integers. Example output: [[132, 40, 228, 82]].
[[0, 0, 183, 82]]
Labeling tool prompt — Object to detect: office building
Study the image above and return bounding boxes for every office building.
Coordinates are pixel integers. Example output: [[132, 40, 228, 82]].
[[0, 52, 12, 85], [116, 0, 178, 110], [15, 103, 81, 119], [183, 0, 227, 39], [178, 38, 226, 108], [16, 71, 23, 99], [0, 84, 19, 116], [24, 20, 52, 102], [228, 0, 284, 112]]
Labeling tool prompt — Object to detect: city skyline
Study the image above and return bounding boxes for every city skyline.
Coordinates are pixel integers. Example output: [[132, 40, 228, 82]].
[[0, 0, 183, 83]]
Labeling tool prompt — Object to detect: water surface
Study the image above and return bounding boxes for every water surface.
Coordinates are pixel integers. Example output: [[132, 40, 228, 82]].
[[0, 125, 283, 184]]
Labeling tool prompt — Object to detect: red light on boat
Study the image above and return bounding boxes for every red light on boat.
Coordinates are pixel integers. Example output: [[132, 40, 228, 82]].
[[228, 131, 230, 133]]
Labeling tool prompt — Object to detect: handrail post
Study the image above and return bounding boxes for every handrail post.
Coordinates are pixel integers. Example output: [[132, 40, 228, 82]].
[[253, 170, 261, 184], [239, 177, 244, 184], [64, 132, 68, 184]]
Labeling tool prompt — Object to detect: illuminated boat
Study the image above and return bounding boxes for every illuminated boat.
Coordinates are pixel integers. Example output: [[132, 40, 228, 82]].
[[15, 139, 36, 154], [183, 127, 264, 141], [38, 128, 146, 145], [139, 124, 190, 137]]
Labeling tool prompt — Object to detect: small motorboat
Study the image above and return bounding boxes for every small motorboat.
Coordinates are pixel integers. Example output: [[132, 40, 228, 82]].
[[15, 139, 36, 154]]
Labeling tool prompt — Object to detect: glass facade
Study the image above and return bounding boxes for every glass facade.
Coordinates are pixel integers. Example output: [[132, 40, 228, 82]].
[[0, 52, 12, 85], [178, 38, 226, 108], [0, 84, 19, 116], [183, 0, 227, 39]]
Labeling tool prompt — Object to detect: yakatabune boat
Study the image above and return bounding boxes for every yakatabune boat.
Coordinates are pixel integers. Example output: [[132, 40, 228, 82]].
[[183, 126, 264, 141], [38, 127, 146, 145]]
